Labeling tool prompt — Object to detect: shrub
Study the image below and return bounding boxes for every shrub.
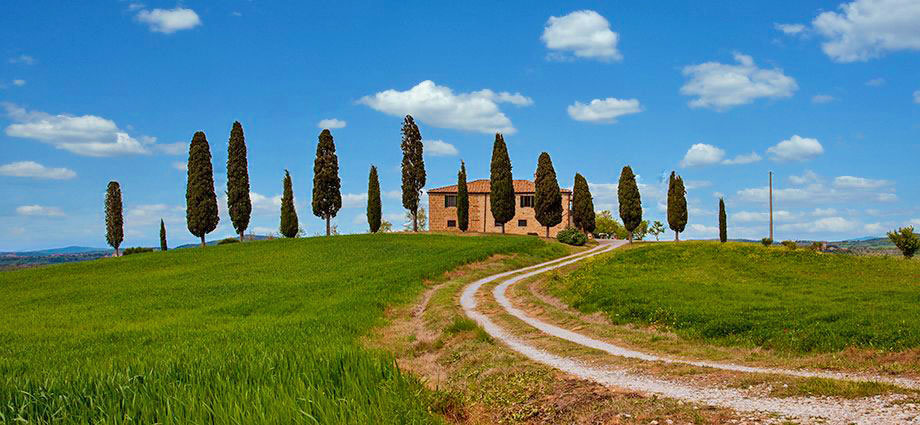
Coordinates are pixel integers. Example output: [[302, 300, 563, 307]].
[[761, 238, 773, 247], [557, 227, 587, 246], [887, 226, 920, 258], [810, 241, 824, 251], [123, 247, 154, 256], [218, 238, 240, 245], [781, 240, 798, 250]]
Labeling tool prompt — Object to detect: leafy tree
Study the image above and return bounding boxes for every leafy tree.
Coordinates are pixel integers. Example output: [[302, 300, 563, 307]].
[[186, 131, 219, 247], [489, 133, 515, 233], [457, 161, 469, 232], [572, 173, 596, 234], [404, 207, 427, 231], [887, 226, 920, 258], [667, 171, 688, 241], [226, 121, 252, 242], [379, 219, 393, 233], [159, 219, 168, 251], [400, 115, 426, 232], [105, 181, 124, 256], [761, 237, 773, 246], [633, 220, 649, 241], [534, 152, 563, 237], [312, 129, 342, 236], [617, 166, 642, 242], [649, 220, 665, 241], [594, 210, 628, 239], [280, 170, 299, 238], [719, 197, 728, 243], [367, 165, 382, 233]]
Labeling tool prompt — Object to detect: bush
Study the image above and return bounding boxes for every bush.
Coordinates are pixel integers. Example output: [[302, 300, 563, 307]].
[[123, 247, 154, 256], [888, 226, 920, 258], [781, 240, 797, 250], [810, 241, 824, 251], [761, 238, 773, 247], [218, 238, 240, 245], [557, 227, 587, 246]]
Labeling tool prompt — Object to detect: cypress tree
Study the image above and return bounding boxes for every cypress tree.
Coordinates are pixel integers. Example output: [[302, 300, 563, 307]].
[[367, 165, 382, 233], [185, 131, 219, 247], [159, 219, 168, 251], [572, 173, 596, 234], [667, 171, 688, 241], [280, 170, 299, 238], [457, 161, 469, 232], [400, 115, 426, 232], [490, 133, 515, 233], [312, 129, 342, 236], [227, 121, 252, 242], [719, 197, 728, 243], [534, 152, 563, 237], [617, 166, 642, 243], [105, 181, 123, 256]]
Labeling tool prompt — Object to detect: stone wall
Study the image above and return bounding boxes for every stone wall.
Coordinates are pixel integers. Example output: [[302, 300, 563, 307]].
[[429, 192, 572, 237]]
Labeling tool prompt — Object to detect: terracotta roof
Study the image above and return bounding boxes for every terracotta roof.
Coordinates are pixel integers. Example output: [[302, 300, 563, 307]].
[[427, 179, 571, 194]]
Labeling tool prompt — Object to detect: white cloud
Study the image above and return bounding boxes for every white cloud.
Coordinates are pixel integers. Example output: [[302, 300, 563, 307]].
[[722, 152, 762, 165], [866, 77, 886, 87], [172, 161, 187, 171], [775, 23, 806, 35], [812, 0, 920, 62], [680, 143, 724, 167], [12, 80, 26, 87], [910, 218, 920, 226], [789, 170, 819, 185], [567, 98, 642, 123], [914, 90, 920, 104], [426, 139, 458, 157], [0, 161, 76, 179], [358, 80, 532, 134], [250, 192, 282, 211], [3, 103, 154, 157], [684, 180, 712, 190], [155, 142, 187, 155], [767, 135, 823, 162], [811, 94, 836, 104], [680, 53, 798, 110], [812, 207, 837, 216], [8, 55, 35, 65], [733, 210, 796, 223], [136, 7, 202, 34], [342, 193, 368, 208], [317, 118, 346, 129], [813, 216, 859, 232], [541, 10, 621, 61], [864, 222, 885, 234], [833, 175, 890, 189], [16, 205, 65, 217], [876, 192, 898, 202]]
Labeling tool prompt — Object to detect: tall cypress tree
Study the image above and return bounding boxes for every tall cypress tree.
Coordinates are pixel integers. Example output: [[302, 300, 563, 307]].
[[667, 171, 688, 241], [572, 173, 596, 234], [617, 166, 642, 243], [186, 131, 219, 247], [490, 133, 515, 233], [227, 121, 252, 242], [159, 219, 168, 251], [457, 161, 469, 232], [312, 129, 342, 236], [280, 170, 299, 238], [400, 115, 426, 232], [534, 152, 563, 237], [719, 197, 728, 243], [105, 181, 123, 256], [367, 165, 382, 233]]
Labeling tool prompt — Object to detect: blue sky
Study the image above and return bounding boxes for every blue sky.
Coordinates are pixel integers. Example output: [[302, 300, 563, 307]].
[[1, 1, 919, 250]]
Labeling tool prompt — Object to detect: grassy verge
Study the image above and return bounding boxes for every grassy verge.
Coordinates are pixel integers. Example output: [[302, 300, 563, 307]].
[[549, 241, 920, 354], [0, 233, 563, 424]]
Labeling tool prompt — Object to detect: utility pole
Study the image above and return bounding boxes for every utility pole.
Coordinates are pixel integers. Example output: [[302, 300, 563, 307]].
[[769, 171, 774, 241]]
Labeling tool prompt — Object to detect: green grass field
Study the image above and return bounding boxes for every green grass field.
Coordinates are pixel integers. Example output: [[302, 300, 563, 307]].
[[0, 233, 564, 424], [549, 242, 920, 353]]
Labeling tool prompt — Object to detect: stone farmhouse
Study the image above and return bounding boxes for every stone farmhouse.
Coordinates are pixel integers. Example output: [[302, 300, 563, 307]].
[[428, 179, 573, 237]]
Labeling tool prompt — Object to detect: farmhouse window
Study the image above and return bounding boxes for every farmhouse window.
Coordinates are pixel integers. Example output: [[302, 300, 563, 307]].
[[444, 195, 457, 207], [520, 195, 534, 208], [447, 220, 456, 227], [518, 219, 527, 227]]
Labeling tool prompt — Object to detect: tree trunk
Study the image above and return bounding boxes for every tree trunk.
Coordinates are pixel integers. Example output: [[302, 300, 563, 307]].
[[114, 247, 120, 257], [501, 223, 505, 234], [546, 226, 550, 238], [326, 216, 331, 236], [628, 232, 634, 243], [413, 210, 418, 232], [675, 231, 680, 242], [200, 235, 206, 247], [239, 230, 245, 242]]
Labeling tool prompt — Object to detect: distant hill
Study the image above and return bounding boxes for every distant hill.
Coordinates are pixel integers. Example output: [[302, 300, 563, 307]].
[[2, 246, 112, 257]]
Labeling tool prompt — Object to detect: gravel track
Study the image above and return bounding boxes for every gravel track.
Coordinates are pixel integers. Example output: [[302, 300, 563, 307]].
[[461, 240, 920, 424]]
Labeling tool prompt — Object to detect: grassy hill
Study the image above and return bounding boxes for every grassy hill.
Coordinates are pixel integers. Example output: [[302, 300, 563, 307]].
[[0, 233, 564, 424], [549, 241, 920, 353]]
